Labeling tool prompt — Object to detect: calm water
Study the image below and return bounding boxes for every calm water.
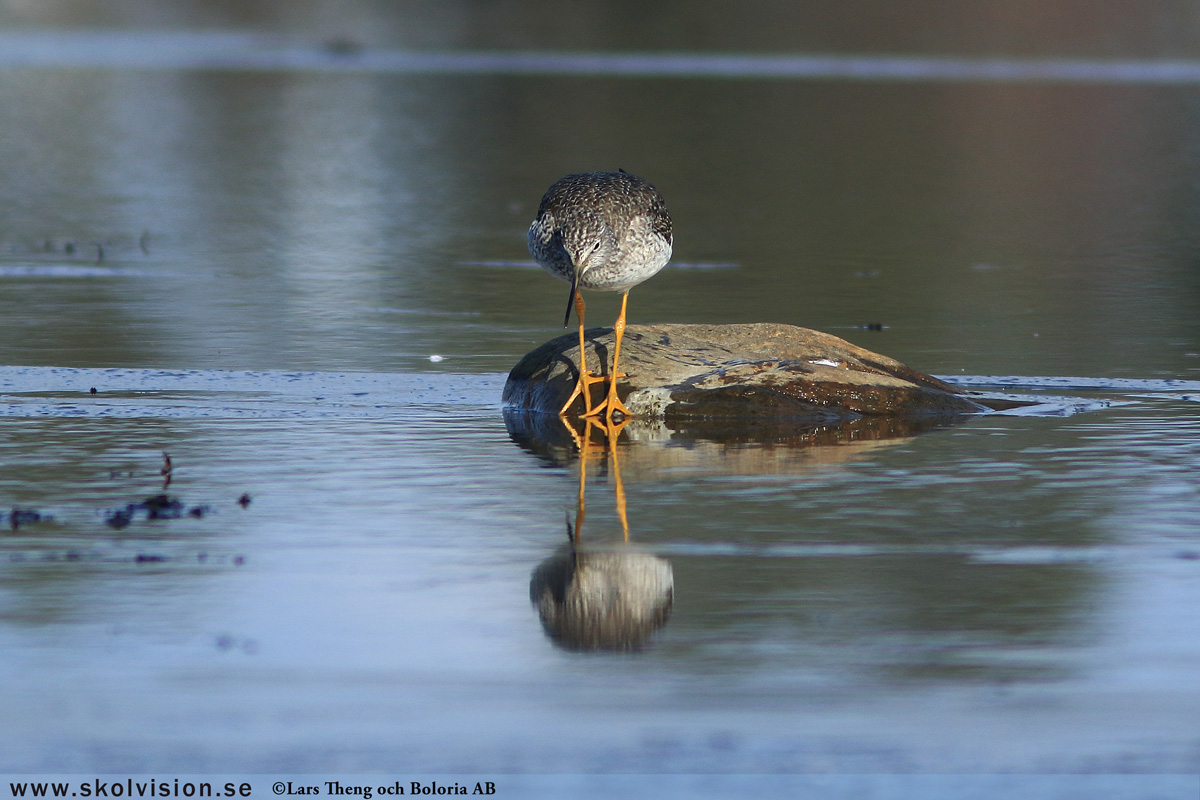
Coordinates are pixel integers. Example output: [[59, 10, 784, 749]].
[[1, 20, 1199, 789]]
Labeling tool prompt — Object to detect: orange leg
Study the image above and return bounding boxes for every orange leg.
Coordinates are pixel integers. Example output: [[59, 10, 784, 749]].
[[584, 291, 634, 425], [559, 290, 605, 416]]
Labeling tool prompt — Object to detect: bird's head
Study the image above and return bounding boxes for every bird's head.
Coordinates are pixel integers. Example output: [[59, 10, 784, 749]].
[[562, 211, 618, 275]]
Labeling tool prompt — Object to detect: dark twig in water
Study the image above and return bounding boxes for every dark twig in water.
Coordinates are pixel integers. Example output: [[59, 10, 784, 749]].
[[161, 452, 173, 490]]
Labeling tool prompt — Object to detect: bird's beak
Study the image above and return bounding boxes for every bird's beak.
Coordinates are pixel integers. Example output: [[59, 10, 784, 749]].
[[563, 267, 579, 328]]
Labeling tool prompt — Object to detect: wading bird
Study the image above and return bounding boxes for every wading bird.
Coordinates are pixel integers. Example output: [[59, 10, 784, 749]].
[[527, 170, 673, 423]]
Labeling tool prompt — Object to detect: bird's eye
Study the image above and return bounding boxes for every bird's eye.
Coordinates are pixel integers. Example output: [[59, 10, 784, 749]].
[[590, 241, 601, 252]]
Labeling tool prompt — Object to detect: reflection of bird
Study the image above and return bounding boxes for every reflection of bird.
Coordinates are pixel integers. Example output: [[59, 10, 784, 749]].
[[530, 540, 674, 652], [528, 171, 673, 423], [523, 406, 674, 651]]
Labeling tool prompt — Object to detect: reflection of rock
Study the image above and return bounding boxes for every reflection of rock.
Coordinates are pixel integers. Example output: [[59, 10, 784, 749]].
[[504, 323, 988, 420], [530, 545, 673, 652], [504, 407, 945, 474]]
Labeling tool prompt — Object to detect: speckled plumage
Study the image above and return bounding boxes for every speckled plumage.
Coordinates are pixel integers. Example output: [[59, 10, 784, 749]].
[[526, 170, 673, 421], [528, 171, 673, 301]]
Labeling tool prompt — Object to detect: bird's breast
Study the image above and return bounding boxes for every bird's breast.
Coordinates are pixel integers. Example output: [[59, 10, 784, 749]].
[[576, 234, 672, 293]]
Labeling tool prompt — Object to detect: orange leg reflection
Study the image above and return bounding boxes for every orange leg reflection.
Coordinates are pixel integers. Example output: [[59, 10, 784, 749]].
[[560, 413, 630, 542]]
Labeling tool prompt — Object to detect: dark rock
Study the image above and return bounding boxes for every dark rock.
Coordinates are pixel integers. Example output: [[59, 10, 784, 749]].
[[504, 323, 987, 421]]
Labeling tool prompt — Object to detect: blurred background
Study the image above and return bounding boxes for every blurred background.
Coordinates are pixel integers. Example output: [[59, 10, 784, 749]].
[[1, 0, 1199, 379], [10, 0, 1200, 56], [2, 2, 1200, 780]]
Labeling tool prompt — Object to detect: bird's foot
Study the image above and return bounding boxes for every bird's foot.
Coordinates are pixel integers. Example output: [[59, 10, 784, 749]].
[[559, 370, 607, 416], [582, 377, 633, 425], [559, 410, 630, 452]]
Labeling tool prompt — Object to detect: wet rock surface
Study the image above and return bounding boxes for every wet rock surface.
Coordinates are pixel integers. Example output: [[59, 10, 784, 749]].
[[504, 323, 989, 421]]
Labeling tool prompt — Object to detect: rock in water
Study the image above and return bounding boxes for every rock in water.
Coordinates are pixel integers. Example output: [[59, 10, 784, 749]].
[[503, 323, 988, 421]]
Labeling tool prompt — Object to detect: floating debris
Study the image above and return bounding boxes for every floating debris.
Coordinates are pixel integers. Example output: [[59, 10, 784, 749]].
[[237, 493, 252, 508], [105, 508, 134, 530], [142, 493, 184, 519], [7, 507, 45, 531], [104, 493, 209, 528]]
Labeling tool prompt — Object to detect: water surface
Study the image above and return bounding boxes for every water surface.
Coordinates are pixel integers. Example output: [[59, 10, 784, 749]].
[[1, 19, 1199, 783]]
